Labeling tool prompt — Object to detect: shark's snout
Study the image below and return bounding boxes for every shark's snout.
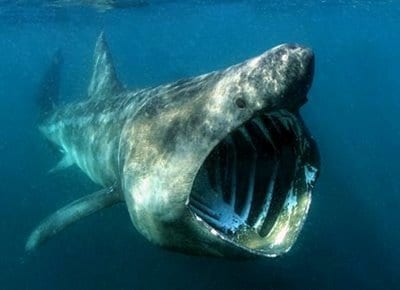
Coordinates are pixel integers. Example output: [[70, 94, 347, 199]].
[[270, 44, 315, 110], [286, 45, 314, 101], [227, 44, 315, 114]]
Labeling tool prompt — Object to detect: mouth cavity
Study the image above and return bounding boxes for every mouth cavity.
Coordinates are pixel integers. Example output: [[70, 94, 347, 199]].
[[189, 110, 319, 257]]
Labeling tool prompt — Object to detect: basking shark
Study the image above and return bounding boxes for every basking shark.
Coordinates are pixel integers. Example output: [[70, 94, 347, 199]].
[[26, 33, 320, 258]]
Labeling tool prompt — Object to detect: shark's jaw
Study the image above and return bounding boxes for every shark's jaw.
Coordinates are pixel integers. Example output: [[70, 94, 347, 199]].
[[188, 109, 319, 257]]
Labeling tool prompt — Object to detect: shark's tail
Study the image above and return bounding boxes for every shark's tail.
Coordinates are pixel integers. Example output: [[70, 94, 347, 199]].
[[36, 49, 63, 120]]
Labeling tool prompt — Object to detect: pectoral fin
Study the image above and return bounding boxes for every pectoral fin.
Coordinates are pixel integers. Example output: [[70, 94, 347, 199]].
[[26, 186, 123, 252]]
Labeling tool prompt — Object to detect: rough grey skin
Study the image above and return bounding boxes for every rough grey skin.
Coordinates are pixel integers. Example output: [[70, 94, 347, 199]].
[[26, 32, 320, 258]]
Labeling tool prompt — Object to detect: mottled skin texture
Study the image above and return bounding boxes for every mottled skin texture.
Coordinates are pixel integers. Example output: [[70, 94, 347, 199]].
[[28, 33, 318, 258]]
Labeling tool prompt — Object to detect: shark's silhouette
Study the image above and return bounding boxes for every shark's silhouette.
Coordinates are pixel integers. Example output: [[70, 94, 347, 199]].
[[26, 33, 320, 258]]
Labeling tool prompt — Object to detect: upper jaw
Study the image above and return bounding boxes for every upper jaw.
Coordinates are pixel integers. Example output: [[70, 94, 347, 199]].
[[260, 44, 315, 111], [219, 44, 315, 115]]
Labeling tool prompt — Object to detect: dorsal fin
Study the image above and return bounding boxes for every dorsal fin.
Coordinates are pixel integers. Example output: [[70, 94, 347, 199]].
[[88, 32, 123, 98]]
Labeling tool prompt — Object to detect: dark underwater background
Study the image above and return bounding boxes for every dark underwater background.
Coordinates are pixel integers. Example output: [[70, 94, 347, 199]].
[[0, 0, 399, 289]]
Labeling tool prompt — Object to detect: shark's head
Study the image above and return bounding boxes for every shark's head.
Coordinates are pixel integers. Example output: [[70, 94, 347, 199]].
[[121, 44, 320, 258]]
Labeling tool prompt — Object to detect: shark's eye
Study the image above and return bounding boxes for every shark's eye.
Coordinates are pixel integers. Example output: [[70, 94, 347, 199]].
[[235, 97, 246, 109]]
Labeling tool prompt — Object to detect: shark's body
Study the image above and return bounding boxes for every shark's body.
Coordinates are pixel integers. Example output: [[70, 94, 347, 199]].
[[27, 33, 320, 258]]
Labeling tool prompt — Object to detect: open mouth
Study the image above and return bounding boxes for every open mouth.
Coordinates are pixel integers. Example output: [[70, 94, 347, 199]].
[[189, 110, 319, 257]]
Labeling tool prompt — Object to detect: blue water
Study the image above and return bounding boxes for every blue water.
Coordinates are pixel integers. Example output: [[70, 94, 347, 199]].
[[1, 1, 399, 289]]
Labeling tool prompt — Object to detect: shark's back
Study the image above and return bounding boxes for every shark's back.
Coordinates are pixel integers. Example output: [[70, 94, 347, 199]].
[[38, 33, 220, 186]]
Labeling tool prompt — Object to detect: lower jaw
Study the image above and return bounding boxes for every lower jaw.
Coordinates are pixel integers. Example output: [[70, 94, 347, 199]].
[[188, 110, 319, 257]]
